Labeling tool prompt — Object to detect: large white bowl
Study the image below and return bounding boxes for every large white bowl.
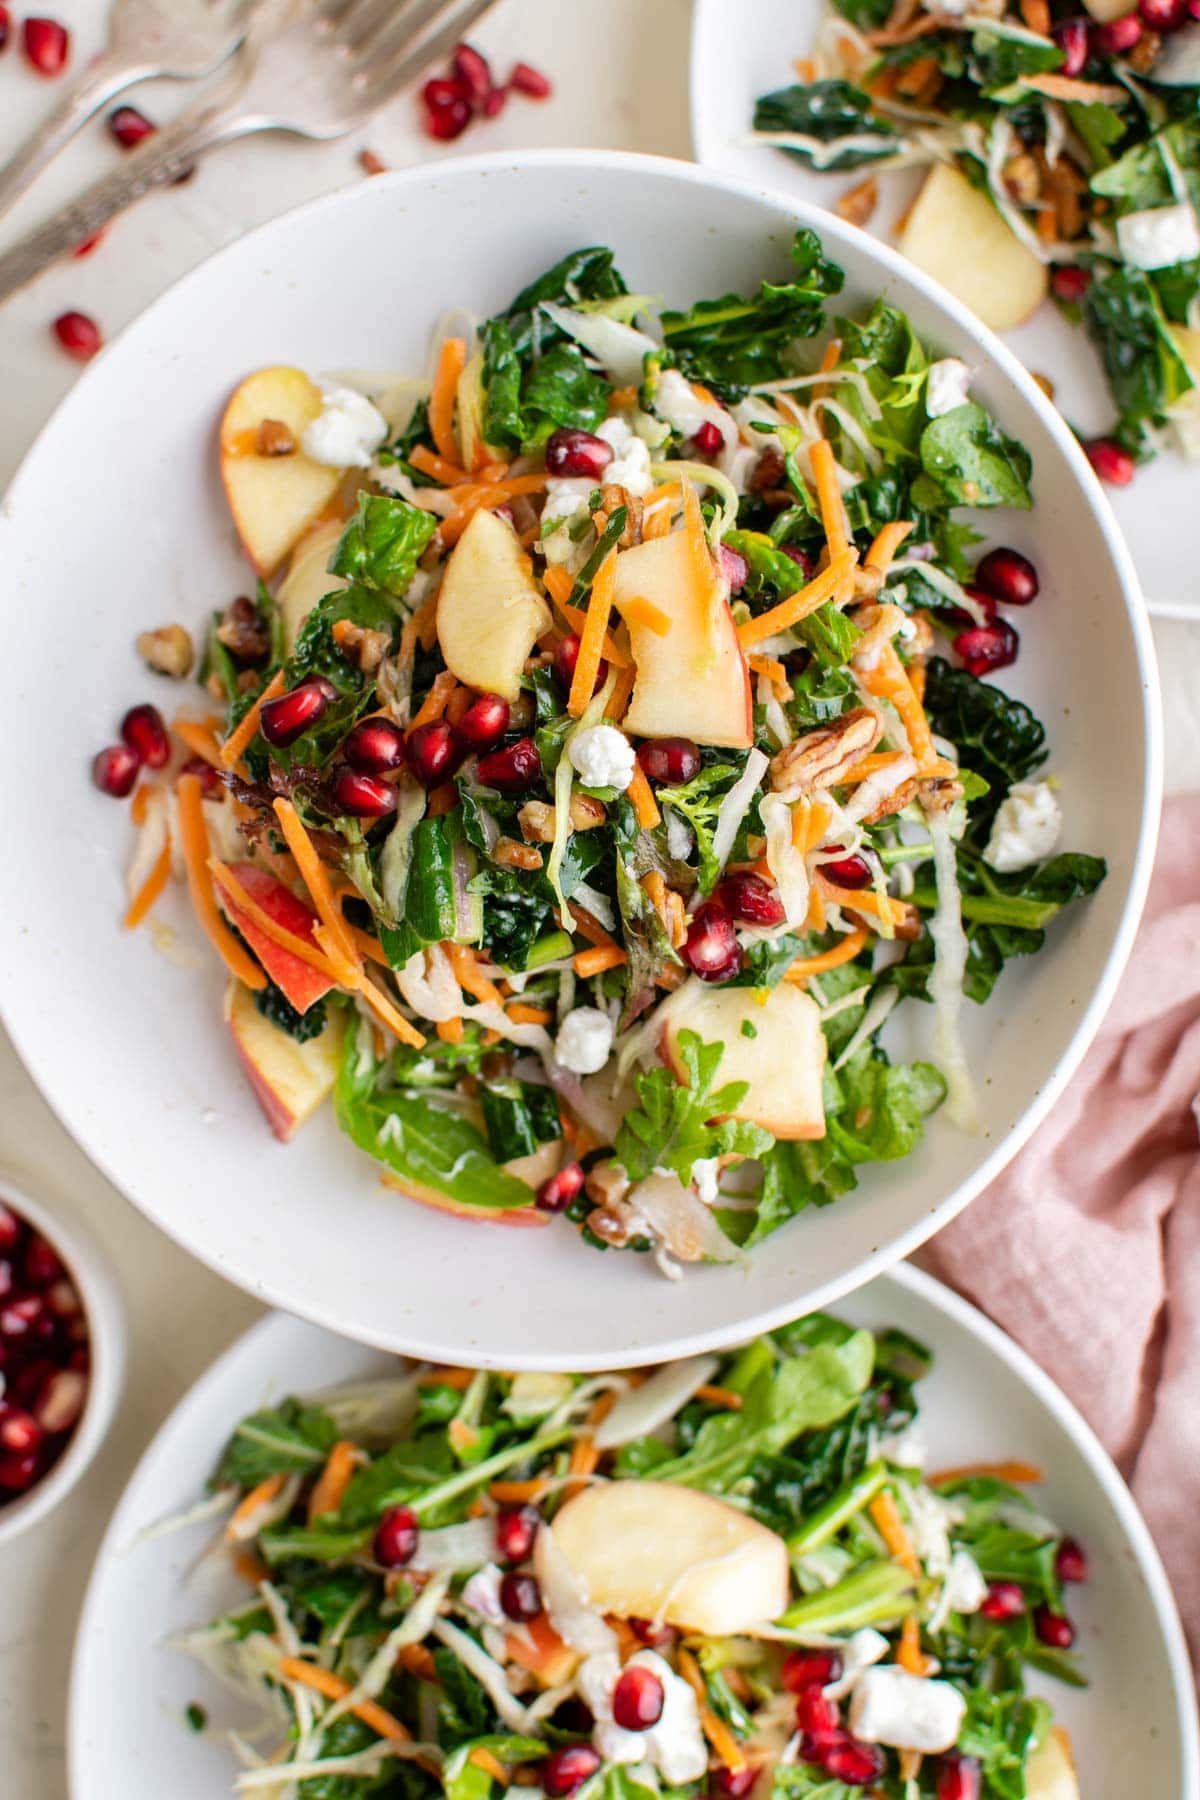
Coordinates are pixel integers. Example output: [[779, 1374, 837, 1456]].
[[0, 152, 1160, 1368], [67, 1267, 1199, 1798]]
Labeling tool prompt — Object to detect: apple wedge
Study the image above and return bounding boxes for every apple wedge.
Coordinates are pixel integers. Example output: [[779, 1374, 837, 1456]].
[[613, 528, 753, 749], [380, 1170, 551, 1227], [436, 508, 553, 701], [226, 979, 345, 1141], [662, 982, 826, 1140], [898, 165, 1048, 335], [1026, 1728, 1080, 1800], [551, 1480, 789, 1635], [277, 518, 348, 656], [217, 862, 333, 1015], [220, 368, 345, 578]]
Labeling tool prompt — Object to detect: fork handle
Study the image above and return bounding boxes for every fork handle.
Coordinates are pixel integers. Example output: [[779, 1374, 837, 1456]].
[[0, 50, 159, 225]]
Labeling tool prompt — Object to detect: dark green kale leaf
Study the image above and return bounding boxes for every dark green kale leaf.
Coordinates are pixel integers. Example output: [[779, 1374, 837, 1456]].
[[914, 403, 1032, 510], [969, 23, 1063, 91], [212, 1396, 338, 1489], [329, 493, 438, 596], [520, 342, 610, 444], [753, 81, 898, 171], [922, 657, 1047, 834], [255, 981, 329, 1043], [480, 1082, 562, 1162]]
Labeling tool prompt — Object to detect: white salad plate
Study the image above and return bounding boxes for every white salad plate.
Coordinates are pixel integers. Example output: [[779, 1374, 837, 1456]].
[[0, 150, 1161, 1368], [67, 1264, 1199, 1798], [690, 0, 1200, 620]]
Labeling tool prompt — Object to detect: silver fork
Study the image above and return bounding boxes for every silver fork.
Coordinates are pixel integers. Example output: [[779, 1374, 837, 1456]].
[[0, 0, 499, 303], [0, 0, 251, 223]]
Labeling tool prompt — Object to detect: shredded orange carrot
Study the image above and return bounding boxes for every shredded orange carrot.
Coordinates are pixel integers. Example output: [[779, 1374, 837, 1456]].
[[542, 565, 574, 606], [856, 640, 936, 768], [929, 1459, 1043, 1487], [696, 1383, 743, 1410], [232, 1548, 269, 1585], [794, 54, 816, 78], [440, 475, 550, 546], [445, 941, 503, 1007], [506, 1612, 578, 1687], [360, 973, 426, 1049], [208, 861, 340, 981], [272, 798, 362, 978], [641, 869, 668, 920], [226, 1471, 286, 1538], [398, 1643, 438, 1682], [343, 922, 390, 968], [678, 1650, 747, 1772], [399, 593, 439, 667], [682, 484, 719, 609], [805, 881, 827, 933], [177, 776, 266, 989], [437, 1016, 465, 1045], [809, 437, 849, 561], [173, 716, 224, 768], [508, 1002, 552, 1026], [410, 670, 459, 731], [644, 478, 682, 508], [748, 654, 791, 702], [429, 336, 467, 465], [427, 782, 457, 818], [278, 1658, 424, 1755], [416, 1365, 474, 1388], [605, 660, 636, 722], [219, 670, 285, 770], [574, 943, 627, 977], [490, 1476, 549, 1504], [469, 1748, 510, 1785], [897, 1613, 928, 1675], [409, 442, 470, 486], [546, 580, 630, 665], [626, 763, 661, 830], [642, 503, 676, 542], [130, 784, 152, 827], [308, 1440, 360, 1524], [865, 519, 914, 573], [564, 1433, 599, 1501], [568, 904, 618, 950], [446, 685, 474, 727], [621, 594, 671, 637], [1022, 70, 1125, 102], [911, 663, 927, 705], [737, 551, 855, 650], [869, 1489, 921, 1577], [569, 548, 617, 718], [816, 874, 915, 933], [785, 927, 869, 983], [123, 840, 171, 930], [791, 797, 832, 857]]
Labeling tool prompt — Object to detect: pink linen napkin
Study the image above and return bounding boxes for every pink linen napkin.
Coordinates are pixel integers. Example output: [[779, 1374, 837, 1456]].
[[922, 792, 1200, 1662]]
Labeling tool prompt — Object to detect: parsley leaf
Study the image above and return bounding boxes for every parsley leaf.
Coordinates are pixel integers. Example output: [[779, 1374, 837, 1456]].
[[615, 1029, 774, 1186]]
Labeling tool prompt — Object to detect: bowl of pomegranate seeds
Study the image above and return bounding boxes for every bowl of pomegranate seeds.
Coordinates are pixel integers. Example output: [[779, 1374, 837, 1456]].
[[0, 1182, 124, 1544]]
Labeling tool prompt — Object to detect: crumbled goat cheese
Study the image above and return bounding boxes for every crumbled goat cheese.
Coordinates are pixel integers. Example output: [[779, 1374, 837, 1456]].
[[301, 386, 388, 468], [824, 1629, 891, 1701], [692, 1157, 721, 1205], [905, 1485, 960, 1579], [925, 358, 973, 419], [878, 1426, 928, 1469], [568, 724, 636, 791], [928, 1549, 989, 1635], [540, 479, 594, 568], [1116, 203, 1200, 272], [596, 415, 654, 496], [983, 778, 1062, 873], [554, 1007, 615, 1075], [460, 1563, 507, 1625], [579, 1651, 709, 1785], [652, 368, 735, 447], [849, 1666, 967, 1753]]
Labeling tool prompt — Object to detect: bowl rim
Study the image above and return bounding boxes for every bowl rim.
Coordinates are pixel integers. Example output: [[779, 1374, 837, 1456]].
[[0, 1175, 126, 1545], [0, 149, 1163, 1365], [65, 1264, 1200, 1796]]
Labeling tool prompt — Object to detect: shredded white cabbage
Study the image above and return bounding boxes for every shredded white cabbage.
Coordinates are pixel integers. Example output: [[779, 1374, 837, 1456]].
[[760, 793, 810, 930], [711, 748, 770, 873], [926, 815, 978, 1128], [591, 1354, 721, 1449]]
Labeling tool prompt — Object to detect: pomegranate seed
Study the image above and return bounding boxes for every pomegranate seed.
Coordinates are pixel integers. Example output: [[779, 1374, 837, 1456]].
[[45, 1278, 82, 1319], [407, 718, 461, 788], [1051, 263, 1092, 304], [1096, 9, 1142, 47], [937, 1752, 982, 1800], [820, 850, 872, 889], [974, 547, 1039, 606], [795, 1687, 840, 1737], [120, 702, 170, 768], [1187, 0, 1200, 19], [779, 543, 815, 577], [692, 420, 724, 456], [455, 692, 510, 751], [545, 427, 614, 479], [22, 15, 68, 73], [483, 86, 508, 117], [720, 871, 785, 926], [782, 1649, 843, 1692], [1085, 437, 1135, 485], [510, 59, 552, 98], [108, 104, 156, 148], [92, 743, 141, 797], [954, 618, 1019, 677], [0, 6, 9, 51], [536, 1162, 585, 1214], [496, 1503, 541, 1562], [554, 633, 606, 696], [373, 1505, 418, 1566], [681, 902, 742, 982], [0, 1406, 43, 1456], [0, 1295, 45, 1340], [637, 737, 702, 785], [53, 310, 102, 361], [331, 766, 398, 819], [612, 1664, 666, 1730], [34, 1368, 87, 1435], [0, 1263, 13, 1301], [359, 148, 387, 176], [719, 545, 749, 591], [70, 1345, 91, 1371], [9, 1357, 56, 1407], [1052, 16, 1090, 73], [711, 1767, 758, 1799], [343, 718, 407, 774], [0, 1206, 20, 1253], [424, 93, 472, 139], [181, 755, 223, 797], [22, 1235, 62, 1290], [1139, 0, 1187, 24], [0, 1449, 41, 1492], [452, 42, 493, 105], [73, 228, 107, 258], [629, 1616, 674, 1647], [476, 736, 541, 794], [980, 1580, 1027, 1620], [499, 1570, 542, 1620], [260, 677, 337, 748], [821, 1738, 886, 1784], [542, 1747, 601, 1795], [1034, 1606, 1075, 1649], [424, 74, 469, 107], [1056, 1537, 1089, 1583]]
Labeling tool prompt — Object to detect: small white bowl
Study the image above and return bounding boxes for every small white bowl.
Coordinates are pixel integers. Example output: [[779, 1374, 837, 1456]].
[[0, 1178, 126, 1545]]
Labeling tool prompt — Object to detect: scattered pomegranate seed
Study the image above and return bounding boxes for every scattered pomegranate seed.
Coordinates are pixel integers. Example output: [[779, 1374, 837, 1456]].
[[719, 545, 749, 591], [1095, 9, 1142, 48], [359, 148, 387, 176], [373, 1504, 419, 1566], [343, 718, 407, 774], [53, 309, 102, 361], [407, 718, 461, 788], [423, 89, 472, 140], [795, 1686, 840, 1737], [424, 74, 467, 107], [72, 228, 107, 259], [34, 1367, 87, 1434], [553, 633, 606, 696], [22, 15, 68, 74], [719, 870, 786, 926], [1085, 437, 1135, 485], [973, 546, 1039, 606], [260, 677, 337, 748], [10, 1355, 56, 1407], [1052, 16, 1090, 73], [180, 756, 223, 797], [0, 1450, 42, 1492], [453, 42, 493, 104], [496, 1503, 541, 1562], [782, 1648, 843, 1692], [1034, 1605, 1075, 1649], [1051, 264, 1091, 304], [120, 702, 170, 768], [92, 743, 141, 797], [779, 543, 815, 577], [980, 1580, 1027, 1621], [0, 1263, 13, 1301], [331, 766, 398, 819], [476, 736, 541, 794], [820, 850, 872, 889], [0, 1406, 43, 1456], [1187, 0, 1200, 19], [108, 104, 155, 149], [0, 1207, 19, 1253], [455, 692, 510, 751], [681, 902, 742, 983], [710, 1766, 758, 1799], [545, 427, 614, 479], [1139, 0, 1187, 24], [692, 420, 724, 456], [0, 1295, 45, 1340], [541, 1747, 602, 1796], [536, 1161, 585, 1214], [937, 1751, 983, 1800], [954, 617, 1019, 677], [637, 737, 701, 785], [483, 85, 508, 118], [1056, 1537, 1089, 1583], [510, 60, 552, 98], [820, 1737, 886, 1784], [612, 1664, 666, 1731], [23, 1235, 62, 1289], [499, 1570, 542, 1621], [0, 6, 9, 51]]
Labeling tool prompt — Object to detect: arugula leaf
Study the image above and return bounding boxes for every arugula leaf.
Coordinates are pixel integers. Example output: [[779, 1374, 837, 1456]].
[[1081, 264, 1196, 455], [213, 1397, 338, 1489], [433, 1644, 497, 1746], [922, 657, 1047, 835], [772, 1766, 863, 1800], [298, 1714, 422, 1799], [335, 1435, 456, 1526], [753, 82, 898, 172], [914, 403, 1032, 510], [330, 494, 437, 596], [615, 1029, 773, 1187]]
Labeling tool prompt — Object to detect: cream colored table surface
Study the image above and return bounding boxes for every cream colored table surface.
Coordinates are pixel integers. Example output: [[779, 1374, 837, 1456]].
[[0, 2, 1194, 1792]]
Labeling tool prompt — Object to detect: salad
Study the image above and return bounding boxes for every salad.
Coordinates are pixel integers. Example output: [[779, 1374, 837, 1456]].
[[751, 0, 1200, 481], [174, 1318, 1088, 1798], [97, 233, 1106, 1270]]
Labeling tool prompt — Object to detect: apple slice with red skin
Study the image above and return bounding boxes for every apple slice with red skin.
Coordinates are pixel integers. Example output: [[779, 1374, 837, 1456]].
[[216, 861, 333, 1014], [381, 1170, 551, 1227], [662, 981, 826, 1140], [225, 980, 346, 1141], [219, 367, 345, 578]]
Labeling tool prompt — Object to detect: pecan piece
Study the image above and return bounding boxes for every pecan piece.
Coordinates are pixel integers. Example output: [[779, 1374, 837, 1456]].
[[770, 706, 882, 795], [518, 795, 606, 842], [256, 417, 296, 456], [332, 616, 391, 673], [859, 774, 920, 825], [748, 447, 786, 493], [136, 623, 194, 679]]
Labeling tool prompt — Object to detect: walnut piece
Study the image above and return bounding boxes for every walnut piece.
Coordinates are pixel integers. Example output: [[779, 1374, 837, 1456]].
[[332, 617, 391, 673], [136, 623, 194, 679], [216, 596, 269, 664], [494, 836, 544, 871], [518, 795, 606, 843], [920, 775, 965, 816], [770, 706, 882, 796], [256, 417, 296, 457]]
